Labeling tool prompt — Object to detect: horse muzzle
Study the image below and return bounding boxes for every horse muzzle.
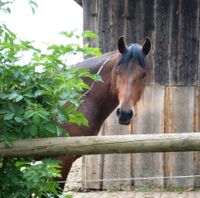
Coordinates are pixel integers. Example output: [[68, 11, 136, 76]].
[[116, 108, 133, 125]]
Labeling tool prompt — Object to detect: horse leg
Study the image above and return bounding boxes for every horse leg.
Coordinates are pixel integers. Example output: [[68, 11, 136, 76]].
[[54, 155, 80, 191]]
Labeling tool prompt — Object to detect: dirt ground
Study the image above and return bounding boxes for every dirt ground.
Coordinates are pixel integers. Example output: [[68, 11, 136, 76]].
[[64, 158, 200, 198]]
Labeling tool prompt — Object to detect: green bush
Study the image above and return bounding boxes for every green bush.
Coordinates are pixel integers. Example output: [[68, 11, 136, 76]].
[[0, 2, 101, 197], [0, 158, 62, 197], [0, 25, 101, 142]]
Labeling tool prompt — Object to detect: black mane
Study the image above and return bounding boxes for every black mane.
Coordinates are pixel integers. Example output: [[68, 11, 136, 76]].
[[118, 44, 145, 68]]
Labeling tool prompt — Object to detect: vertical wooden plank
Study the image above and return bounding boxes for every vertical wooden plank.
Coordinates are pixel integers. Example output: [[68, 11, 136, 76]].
[[168, 0, 180, 85], [198, 4, 200, 86], [143, 0, 155, 38], [132, 86, 165, 188], [153, 0, 170, 85], [199, 43, 200, 86], [82, 155, 103, 189], [164, 86, 195, 188], [82, 126, 105, 189], [178, 0, 198, 85], [142, 0, 155, 86], [97, 0, 111, 53], [126, 0, 143, 43], [82, 2, 103, 188], [83, 0, 99, 47], [109, 0, 125, 50], [169, 0, 199, 85], [102, 109, 132, 190], [82, 2, 104, 189], [194, 87, 200, 187]]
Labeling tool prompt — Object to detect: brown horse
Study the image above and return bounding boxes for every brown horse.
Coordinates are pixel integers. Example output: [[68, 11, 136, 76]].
[[56, 37, 151, 190]]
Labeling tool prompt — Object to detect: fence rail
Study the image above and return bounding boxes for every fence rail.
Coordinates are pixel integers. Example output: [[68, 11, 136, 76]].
[[0, 133, 200, 157]]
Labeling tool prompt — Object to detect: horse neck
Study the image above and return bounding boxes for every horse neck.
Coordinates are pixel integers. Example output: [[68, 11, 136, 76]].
[[72, 52, 119, 136]]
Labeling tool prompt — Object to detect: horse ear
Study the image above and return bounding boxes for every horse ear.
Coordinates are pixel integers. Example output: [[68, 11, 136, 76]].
[[118, 36, 127, 54], [142, 37, 151, 55]]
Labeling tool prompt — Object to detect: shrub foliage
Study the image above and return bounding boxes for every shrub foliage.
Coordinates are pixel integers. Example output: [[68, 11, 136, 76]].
[[0, 1, 101, 197]]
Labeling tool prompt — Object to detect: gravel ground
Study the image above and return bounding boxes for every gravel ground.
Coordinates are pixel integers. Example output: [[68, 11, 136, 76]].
[[65, 191, 200, 198], [64, 158, 83, 191], [64, 158, 200, 198]]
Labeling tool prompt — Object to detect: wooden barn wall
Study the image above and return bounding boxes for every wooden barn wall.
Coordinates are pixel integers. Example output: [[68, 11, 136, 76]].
[[81, 0, 200, 189]]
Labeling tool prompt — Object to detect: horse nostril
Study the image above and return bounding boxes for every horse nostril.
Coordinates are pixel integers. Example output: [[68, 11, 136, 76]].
[[116, 108, 121, 117], [127, 109, 133, 119]]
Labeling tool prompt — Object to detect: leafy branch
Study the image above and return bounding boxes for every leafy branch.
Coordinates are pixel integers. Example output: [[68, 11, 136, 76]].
[[0, 21, 101, 197]]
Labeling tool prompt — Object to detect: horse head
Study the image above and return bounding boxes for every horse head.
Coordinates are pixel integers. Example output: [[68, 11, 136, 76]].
[[112, 37, 151, 125]]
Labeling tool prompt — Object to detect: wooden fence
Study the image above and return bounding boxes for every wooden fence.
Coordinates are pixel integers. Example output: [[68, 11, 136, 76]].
[[1, 133, 200, 157]]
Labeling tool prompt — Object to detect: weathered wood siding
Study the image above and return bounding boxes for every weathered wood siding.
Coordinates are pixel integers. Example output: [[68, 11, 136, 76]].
[[83, 0, 199, 86], [82, 86, 200, 189], [164, 87, 196, 188], [132, 86, 165, 188], [81, 0, 200, 189]]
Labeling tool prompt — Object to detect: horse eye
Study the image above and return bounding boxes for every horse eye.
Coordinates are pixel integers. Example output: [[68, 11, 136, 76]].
[[141, 73, 146, 80]]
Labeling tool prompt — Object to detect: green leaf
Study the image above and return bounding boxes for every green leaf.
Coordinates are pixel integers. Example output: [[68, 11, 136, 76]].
[[15, 161, 27, 167], [0, 109, 10, 114], [5, 138, 13, 147], [8, 92, 18, 100], [82, 31, 99, 39], [45, 124, 56, 133], [28, 0, 38, 14], [8, 91, 23, 102], [14, 116, 23, 123], [29, 125, 38, 137], [4, 112, 14, 120], [23, 92, 34, 98], [24, 110, 35, 119], [0, 93, 9, 99], [15, 106, 24, 115], [69, 111, 88, 126], [36, 110, 50, 121], [34, 90, 44, 97], [57, 108, 68, 124], [58, 99, 68, 106], [12, 69, 20, 78], [56, 126, 65, 136], [33, 114, 41, 124], [16, 95, 23, 102], [60, 31, 74, 38]]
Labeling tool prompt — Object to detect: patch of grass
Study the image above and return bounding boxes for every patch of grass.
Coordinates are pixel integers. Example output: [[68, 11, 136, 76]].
[[134, 187, 186, 193], [63, 195, 73, 198], [135, 187, 151, 192], [106, 188, 118, 193]]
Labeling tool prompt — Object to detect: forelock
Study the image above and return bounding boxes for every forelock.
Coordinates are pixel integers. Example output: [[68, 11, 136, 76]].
[[117, 44, 145, 68]]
